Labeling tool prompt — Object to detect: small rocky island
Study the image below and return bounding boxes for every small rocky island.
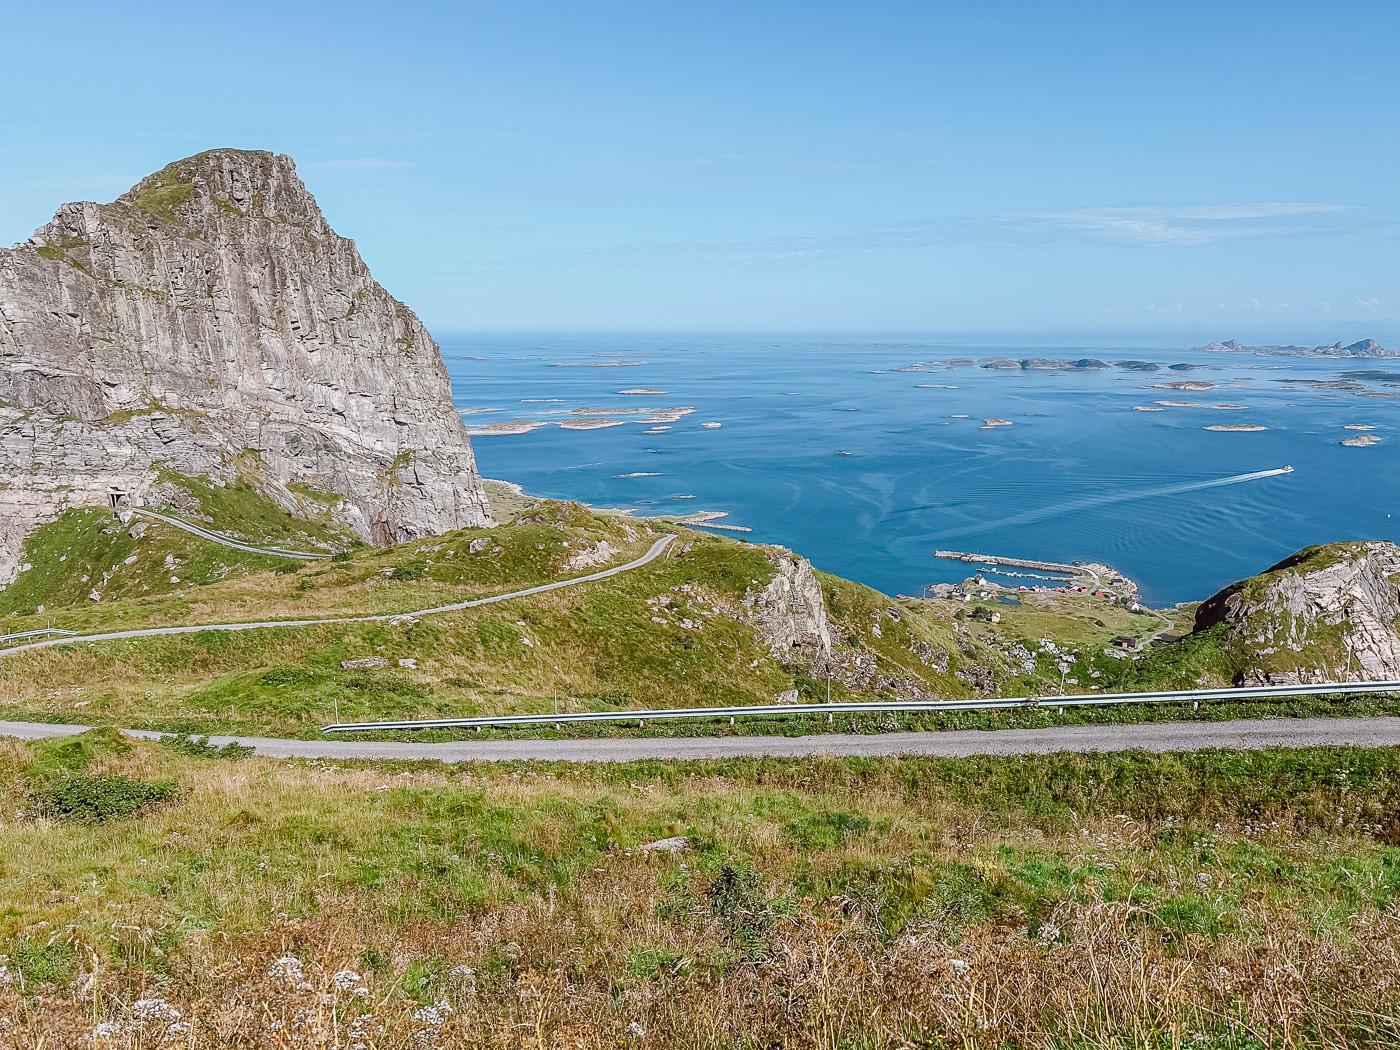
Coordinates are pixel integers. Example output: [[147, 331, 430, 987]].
[[1193, 338, 1399, 359]]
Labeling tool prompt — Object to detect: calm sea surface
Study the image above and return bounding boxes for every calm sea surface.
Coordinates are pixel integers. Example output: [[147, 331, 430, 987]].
[[441, 334, 1399, 606]]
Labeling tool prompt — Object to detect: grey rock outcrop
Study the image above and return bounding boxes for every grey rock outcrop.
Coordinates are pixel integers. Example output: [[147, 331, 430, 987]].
[[1194, 542, 1400, 683], [0, 148, 492, 585], [744, 549, 833, 662]]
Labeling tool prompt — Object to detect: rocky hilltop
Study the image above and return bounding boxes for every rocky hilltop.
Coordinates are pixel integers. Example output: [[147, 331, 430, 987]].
[[0, 149, 492, 584], [1193, 338, 1399, 358], [1192, 541, 1400, 684]]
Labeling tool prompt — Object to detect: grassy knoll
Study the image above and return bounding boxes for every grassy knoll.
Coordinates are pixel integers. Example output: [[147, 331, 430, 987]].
[[0, 512, 1034, 737], [0, 467, 361, 622], [2, 733, 1400, 1046]]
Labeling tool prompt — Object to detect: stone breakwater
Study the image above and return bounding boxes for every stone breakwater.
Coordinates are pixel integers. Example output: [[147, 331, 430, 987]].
[[934, 550, 1139, 601]]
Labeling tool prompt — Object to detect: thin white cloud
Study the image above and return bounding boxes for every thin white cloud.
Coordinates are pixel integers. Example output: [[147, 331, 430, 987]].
[[303, 157, 415, 171], [466, 201, 1365, 272], [1009, 202, 1351, 246]]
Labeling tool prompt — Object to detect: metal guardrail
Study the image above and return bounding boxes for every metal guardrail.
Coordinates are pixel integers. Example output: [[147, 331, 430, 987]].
[[322, 679, 1400, 734], [0, 628, 78, 643]]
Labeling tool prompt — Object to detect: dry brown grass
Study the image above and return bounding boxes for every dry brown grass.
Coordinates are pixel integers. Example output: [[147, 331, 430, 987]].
[[3, 741, 1400, 1046], [3, 880, 1398, 1048]]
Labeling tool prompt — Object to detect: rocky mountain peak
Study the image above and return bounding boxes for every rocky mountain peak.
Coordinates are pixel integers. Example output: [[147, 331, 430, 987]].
[[0, 149, 492, 585]]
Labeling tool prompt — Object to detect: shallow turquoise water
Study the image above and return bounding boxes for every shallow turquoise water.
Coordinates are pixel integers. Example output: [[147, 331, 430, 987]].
[[443, 334, 1398, 606]]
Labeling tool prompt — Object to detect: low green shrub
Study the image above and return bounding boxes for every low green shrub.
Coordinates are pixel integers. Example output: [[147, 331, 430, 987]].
[[157, 734, 255, 760], [30, 774, 179, 822]]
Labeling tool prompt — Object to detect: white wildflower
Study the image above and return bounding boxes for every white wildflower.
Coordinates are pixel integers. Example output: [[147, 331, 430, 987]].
[[131, 997, 181, 1024], [332, 969, 362, 992], [268, 956, 305, 981], [92, 1021, 124, 1039], [949, 958, 971, 975], [412, 1001, 453, 1026]]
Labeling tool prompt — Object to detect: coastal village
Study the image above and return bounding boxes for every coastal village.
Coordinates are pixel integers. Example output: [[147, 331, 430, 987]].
[[918, 548, 1176, 661]]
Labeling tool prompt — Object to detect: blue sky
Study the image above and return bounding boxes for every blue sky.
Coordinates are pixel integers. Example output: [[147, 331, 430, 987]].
[[5, 1, 1397, 338]]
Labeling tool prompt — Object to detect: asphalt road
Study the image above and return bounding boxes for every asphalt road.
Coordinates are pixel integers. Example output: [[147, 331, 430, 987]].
[[0, 534, 676, 658], [3, 715, 1399, 763], [132, 509, 331, 560]]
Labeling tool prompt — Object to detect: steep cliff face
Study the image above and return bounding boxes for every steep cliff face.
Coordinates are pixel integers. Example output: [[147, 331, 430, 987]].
[[744, 549, 833, 662], [1193, 542, 1400, 683], [0, 149, 491, 583]]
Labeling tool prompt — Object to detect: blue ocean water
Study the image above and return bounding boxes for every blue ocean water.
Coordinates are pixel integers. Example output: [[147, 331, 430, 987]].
[[442, 334, 1399, 606]]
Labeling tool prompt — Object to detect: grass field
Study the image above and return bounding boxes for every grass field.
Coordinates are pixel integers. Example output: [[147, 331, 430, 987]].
[[2, 732, 1399, 1047]]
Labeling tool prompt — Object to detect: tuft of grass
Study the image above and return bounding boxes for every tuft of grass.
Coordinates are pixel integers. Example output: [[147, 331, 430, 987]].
[[129, 163, 195, 221], [5, 938, 76, 987], [157, 734, 255, 760], [22, 727, 130, 780]]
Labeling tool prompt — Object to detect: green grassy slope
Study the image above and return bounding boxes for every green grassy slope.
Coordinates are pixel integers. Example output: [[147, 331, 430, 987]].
[[0, 508, 291, 618], [154, 469, 359, 550], [0, 469, 364, 622], [0, 502, 1025, 736], [0, 499, 653, 637]]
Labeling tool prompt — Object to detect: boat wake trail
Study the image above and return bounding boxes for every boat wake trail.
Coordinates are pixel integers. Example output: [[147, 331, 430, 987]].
[[934, 467, 1293, 542]]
